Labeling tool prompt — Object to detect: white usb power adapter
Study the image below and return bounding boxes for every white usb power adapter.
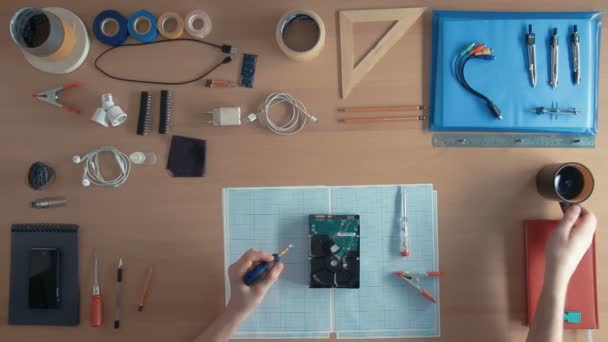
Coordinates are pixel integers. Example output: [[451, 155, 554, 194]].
[[208, 107, 241, 126]]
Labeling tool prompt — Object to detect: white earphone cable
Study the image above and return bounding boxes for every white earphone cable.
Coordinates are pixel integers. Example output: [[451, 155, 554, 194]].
[[74, 146, 131, 188]]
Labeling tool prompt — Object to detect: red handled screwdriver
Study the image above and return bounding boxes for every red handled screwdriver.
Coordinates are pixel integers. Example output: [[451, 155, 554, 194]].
[[91, 255, 102, 327]]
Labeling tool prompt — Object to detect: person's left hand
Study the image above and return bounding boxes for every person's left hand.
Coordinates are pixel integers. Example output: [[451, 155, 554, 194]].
[[545, 205, 596, 288], [225, 249, 284, 320]]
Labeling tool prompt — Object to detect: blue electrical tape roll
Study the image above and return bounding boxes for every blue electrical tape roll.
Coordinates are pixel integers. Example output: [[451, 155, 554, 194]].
[[128, 10, 158, 43], [93, 10, 129, 46]]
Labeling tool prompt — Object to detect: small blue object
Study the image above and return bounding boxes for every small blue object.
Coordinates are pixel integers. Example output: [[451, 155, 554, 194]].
[[243, 254, 279, 286], [93, 10, 129, 46], [128, 10, 158, 43], [564, 311, 582, 324], [239, 53, 257, 88]]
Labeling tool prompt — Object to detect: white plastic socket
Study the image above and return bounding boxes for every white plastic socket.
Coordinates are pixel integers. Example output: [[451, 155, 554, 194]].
[[91, 93, 128, 127]]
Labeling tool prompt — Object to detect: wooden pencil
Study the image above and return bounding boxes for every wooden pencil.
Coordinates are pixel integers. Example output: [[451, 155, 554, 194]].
[[138, 267, 153, 312], [337, 105, 425, 113], [340, 115, 426, 124]]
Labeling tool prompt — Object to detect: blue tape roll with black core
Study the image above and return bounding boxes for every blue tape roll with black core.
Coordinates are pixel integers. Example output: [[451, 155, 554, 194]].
[[93, 10, 129, 46], [128, 10, 158, 43]]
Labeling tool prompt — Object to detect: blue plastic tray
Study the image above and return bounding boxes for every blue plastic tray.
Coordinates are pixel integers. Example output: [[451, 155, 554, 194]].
[[430, 11, 602, 135]]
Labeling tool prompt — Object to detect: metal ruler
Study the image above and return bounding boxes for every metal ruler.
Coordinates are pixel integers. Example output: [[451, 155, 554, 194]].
[[432, 134, 595, 148]]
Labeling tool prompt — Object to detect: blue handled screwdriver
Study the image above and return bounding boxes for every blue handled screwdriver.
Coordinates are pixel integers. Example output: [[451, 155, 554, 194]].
[[244, 245, 292, 286]]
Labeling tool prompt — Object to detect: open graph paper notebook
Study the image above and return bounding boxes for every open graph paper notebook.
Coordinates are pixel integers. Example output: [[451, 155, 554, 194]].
[[223, 185, 439, 339]]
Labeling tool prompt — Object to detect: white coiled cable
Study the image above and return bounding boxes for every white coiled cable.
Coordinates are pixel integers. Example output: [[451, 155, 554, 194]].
[[72, 146, 131, 188], [253, 92, 318, 135]]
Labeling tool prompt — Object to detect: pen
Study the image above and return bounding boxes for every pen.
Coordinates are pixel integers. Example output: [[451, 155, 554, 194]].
[[244, 245, 291, 286], [525, 24, 537, 87], [114, 258, 123, 329], [550, 28, 559, 88], [571, 25, 580, 84]]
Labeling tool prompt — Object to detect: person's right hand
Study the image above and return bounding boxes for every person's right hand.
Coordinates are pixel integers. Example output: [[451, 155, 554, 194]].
[[225, 249, 284, 321], [544, 205, 597, 288]]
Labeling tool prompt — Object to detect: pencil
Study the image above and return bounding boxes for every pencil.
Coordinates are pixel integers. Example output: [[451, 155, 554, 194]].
[[138, 267, 153, 312], [114, 258, 123, 329], [337, 105, 425, 113], [340, 115, 426, 124]]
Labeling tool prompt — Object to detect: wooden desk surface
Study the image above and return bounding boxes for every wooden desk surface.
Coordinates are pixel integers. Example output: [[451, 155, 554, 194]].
[[0, 0, 606, 341]]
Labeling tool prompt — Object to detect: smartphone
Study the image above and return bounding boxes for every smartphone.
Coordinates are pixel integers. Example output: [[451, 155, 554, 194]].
[[28, 247, 61, 309]]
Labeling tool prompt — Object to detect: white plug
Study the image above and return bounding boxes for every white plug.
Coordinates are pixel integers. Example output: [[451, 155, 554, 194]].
[[72, 155, 82, 164], [209, 107, 241, 126]]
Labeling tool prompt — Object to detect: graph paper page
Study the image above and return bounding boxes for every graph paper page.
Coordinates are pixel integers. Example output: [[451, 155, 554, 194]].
[[223, 185, 439, 339], [224, 187, 332, 339], [331, 185, 439, 338]]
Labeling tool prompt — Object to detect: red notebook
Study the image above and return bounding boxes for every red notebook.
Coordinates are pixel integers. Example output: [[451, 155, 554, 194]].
[[524, 219, 599, 329]]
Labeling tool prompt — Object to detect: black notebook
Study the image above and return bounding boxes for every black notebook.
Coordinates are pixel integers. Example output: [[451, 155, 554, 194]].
[[9, 224, 80, 326]]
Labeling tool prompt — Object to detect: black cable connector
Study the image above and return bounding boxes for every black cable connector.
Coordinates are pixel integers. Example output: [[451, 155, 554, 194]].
[[221, 44, 238, 54], [487, 102, 503, 120]]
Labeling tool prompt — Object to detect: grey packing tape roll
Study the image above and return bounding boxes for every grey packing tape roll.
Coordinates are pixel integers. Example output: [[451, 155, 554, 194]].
[[19, 7, 90, 74], [276, 9, 325, 62], [10, 7, 65, 57]]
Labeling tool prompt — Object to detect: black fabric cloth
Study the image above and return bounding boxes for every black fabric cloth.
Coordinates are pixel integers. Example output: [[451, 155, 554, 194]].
[[166, 135, 207, 177]]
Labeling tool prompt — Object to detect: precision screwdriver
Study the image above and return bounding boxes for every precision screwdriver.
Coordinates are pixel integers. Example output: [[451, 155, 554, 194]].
[[243, 245, 292, 286], [90, 255, 102, 327], [525, 24, 537, 87]]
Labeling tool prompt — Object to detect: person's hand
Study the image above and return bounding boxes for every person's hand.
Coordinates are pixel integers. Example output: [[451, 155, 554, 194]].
[[545, 205, 597, 289], [225, 249, 284, 321]]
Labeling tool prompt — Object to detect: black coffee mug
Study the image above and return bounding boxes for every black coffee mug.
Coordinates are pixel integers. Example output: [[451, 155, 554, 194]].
[[536, 162, 594, 211]]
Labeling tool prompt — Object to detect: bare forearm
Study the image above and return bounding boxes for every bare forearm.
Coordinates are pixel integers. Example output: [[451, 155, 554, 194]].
[[526, 272, 568, 342], [194, 307, 246, 342]]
